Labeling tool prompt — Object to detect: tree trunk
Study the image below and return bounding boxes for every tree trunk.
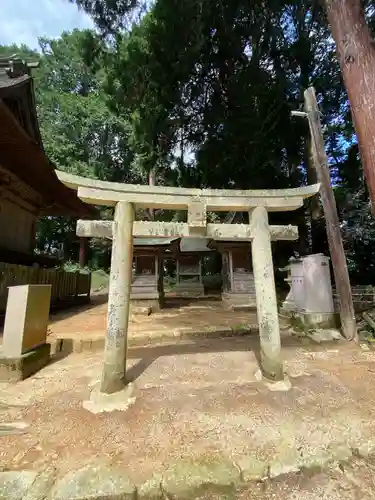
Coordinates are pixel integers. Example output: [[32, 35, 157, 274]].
[[324, 0, 375, 211]]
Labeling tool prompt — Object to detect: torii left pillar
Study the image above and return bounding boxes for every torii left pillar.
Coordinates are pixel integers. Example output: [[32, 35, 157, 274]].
[[100, 201, 134, 394]]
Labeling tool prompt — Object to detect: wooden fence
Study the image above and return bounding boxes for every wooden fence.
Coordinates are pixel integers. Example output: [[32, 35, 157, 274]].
[[333, 286, 375, 313], [0, 262, 91, 311]]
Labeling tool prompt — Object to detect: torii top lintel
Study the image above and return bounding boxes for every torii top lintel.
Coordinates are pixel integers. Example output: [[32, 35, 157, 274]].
[[56, 171, 320, 212]]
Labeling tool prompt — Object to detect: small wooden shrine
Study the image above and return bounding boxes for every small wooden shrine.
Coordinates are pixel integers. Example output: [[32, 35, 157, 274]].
[[174, 238, 212, 297], [132, 237, 180, 309], [208, 212, 256, 309]]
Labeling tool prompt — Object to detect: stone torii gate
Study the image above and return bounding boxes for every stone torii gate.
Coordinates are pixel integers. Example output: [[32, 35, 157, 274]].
[[57, 171, 320, 399]]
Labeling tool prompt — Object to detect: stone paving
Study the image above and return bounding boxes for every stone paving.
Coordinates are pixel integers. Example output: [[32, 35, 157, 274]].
[[1, 336, 375, 498]]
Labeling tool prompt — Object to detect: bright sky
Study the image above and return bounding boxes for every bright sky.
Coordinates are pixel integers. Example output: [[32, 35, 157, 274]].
[[0, 0, 94, 50]]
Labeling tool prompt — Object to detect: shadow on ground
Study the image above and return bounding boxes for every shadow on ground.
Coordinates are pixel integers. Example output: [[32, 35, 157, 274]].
[[126, 334, 340, 382]]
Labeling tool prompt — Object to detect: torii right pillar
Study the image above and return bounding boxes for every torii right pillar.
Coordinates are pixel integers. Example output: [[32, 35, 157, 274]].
[[250, 206, 283, 381]]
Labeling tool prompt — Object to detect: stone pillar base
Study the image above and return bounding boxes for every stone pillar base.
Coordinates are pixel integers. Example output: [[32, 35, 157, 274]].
[[0, 343, 51, 382], [294, 312, 339, 329], [83, 382, 135, 414]]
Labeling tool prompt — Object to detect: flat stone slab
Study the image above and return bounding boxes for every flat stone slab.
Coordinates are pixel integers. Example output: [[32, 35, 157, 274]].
[[0, 471, 38, 500], [161, 456, 240, 498], [8, 457, 375, 499], [50, 464, 135, 500]]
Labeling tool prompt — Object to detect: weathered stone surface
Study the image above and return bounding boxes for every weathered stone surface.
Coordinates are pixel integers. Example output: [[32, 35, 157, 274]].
[[2, 284, 51, 357], [100, 202, 134, 395], [0, 343, 51, 382], [57, 169, 320, 211], [77, 219, 113, 239], [137, 475, 163, 499], [0, 421, 29, 436], [50, 464, 135, 500], [78, 220, 299, 241], [250, 206, 283, 381], [236, 457, 268, 481], [0, 471, 38, 500], [188, 201, 207, 229], [307, 328, 342, 343], [23, 467, 57, 500], [83, 382, 135, 414], [161, 457, 240, 499], [354, 440, 375, 458]]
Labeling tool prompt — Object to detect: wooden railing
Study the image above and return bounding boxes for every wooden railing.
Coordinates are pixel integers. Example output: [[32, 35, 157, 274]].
[[0, 262, 91, 311]]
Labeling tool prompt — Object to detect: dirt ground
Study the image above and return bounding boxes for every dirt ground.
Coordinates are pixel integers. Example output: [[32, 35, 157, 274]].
[[47, 296, 261, 342], [1, 336, 375, 496], [2, 297, 375, 498]]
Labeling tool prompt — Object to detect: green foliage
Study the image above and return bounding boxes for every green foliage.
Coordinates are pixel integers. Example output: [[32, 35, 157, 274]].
[[4, 0, 375, 283], [90, 269, 110, 291], [36, 30, 135, 182], [74, 0, 375, 283], [2, 31, 137, 262]]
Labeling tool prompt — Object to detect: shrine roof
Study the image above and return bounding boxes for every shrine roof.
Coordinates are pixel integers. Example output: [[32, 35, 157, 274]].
[[0, 55, 96, 218], [0, 55, 43, 145], [133, 238, 179, 247], [132, 237, 212, 253], [179, 238, 212, 253]]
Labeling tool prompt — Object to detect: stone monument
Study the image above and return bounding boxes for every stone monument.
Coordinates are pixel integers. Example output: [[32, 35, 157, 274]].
[[0, 284, 52, 381], [280, 253, 336, 328]]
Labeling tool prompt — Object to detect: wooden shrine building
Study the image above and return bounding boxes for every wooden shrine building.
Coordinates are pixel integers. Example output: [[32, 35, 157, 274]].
[[174, 238, 212, 297], [0, 55, 94, 267]]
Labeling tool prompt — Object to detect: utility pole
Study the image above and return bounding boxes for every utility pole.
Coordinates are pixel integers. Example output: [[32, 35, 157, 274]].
[[292, 87, 357, 342]]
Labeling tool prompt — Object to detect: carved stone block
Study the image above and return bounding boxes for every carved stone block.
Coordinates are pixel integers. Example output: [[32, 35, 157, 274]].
[[188, 202, 207, 229], [2, 284, 51, 358]]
